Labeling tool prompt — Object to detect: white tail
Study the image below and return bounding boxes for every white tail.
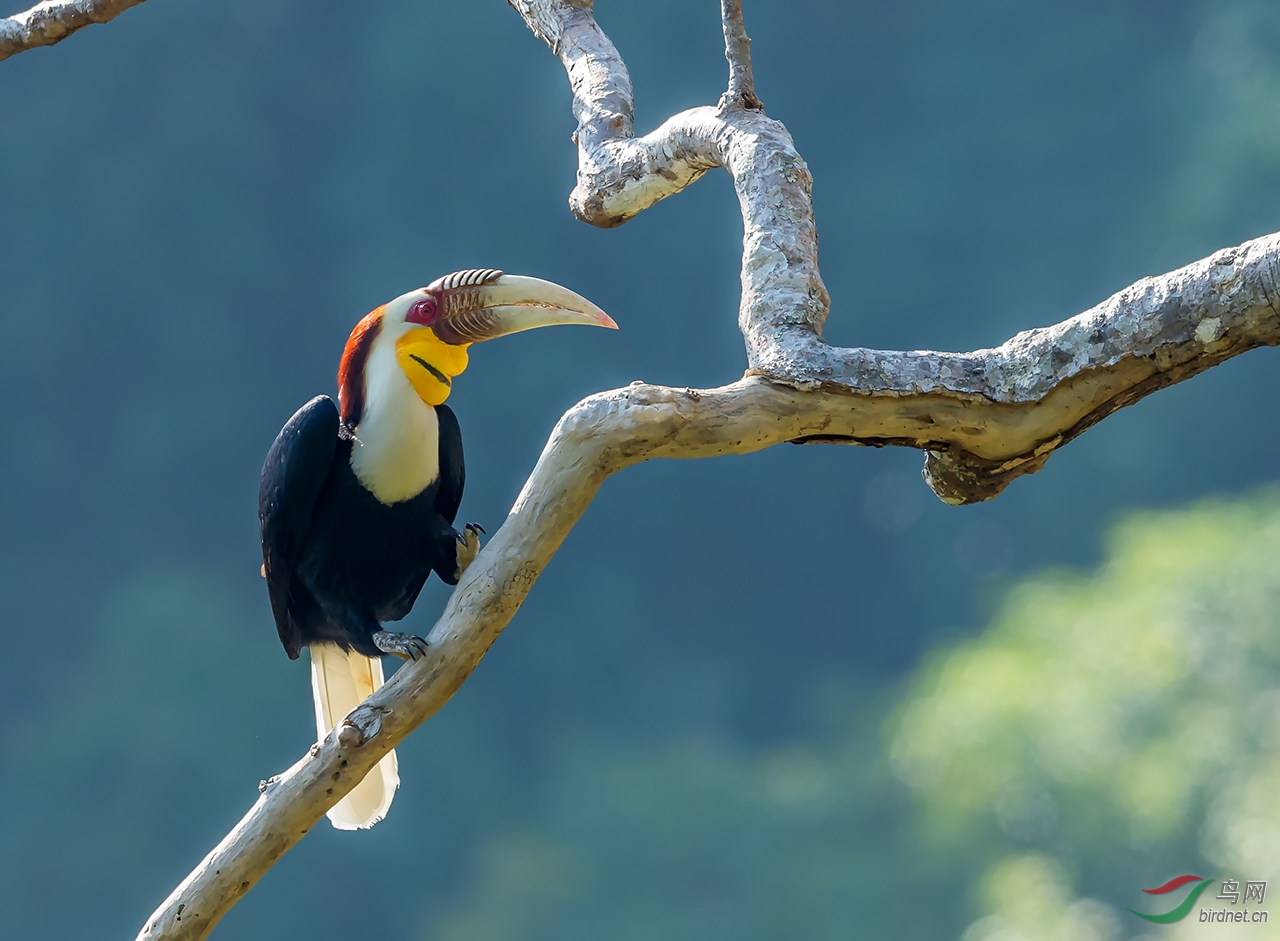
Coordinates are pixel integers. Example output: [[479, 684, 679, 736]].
[[309, 644, 399, 830]]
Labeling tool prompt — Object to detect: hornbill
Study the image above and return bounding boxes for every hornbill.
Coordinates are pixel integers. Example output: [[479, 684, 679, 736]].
[[259, 269, 615, 829]]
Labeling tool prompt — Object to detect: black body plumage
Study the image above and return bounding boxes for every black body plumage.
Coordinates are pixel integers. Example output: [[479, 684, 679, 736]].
[[259, 395, 466, 660]]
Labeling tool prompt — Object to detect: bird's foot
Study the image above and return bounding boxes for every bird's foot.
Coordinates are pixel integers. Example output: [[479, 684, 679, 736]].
[[372, 630, 429, 661], [454, 522, 485, 579]]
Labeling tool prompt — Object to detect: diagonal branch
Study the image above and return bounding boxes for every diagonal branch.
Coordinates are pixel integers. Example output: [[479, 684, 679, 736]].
[[0, 0, 148, 62], [135, 1, 1280, 938]]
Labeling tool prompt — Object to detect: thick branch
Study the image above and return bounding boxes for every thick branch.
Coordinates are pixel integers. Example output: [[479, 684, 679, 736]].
[[0, 0, 146, 62], [136, 2, 1280, 938], [508, 0, 1280, 502], [134, 233, 1280, 939]]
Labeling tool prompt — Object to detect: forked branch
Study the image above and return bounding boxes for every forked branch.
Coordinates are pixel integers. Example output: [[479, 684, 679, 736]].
[[136, 1, 1280, 938]]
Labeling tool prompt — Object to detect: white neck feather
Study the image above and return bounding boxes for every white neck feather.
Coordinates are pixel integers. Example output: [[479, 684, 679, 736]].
[[349, 323, 440, 505]]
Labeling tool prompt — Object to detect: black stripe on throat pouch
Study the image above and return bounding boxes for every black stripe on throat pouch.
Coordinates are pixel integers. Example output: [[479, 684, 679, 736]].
[[409, 354, 452, 387]]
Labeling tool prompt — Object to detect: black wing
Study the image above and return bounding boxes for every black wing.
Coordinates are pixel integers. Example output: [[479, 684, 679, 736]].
[[259, 395, 339, 659], [434, 403, 465, 524]]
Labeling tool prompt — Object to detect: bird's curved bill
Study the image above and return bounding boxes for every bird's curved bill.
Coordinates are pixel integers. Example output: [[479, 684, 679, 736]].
[[429, 274, 617, 345]]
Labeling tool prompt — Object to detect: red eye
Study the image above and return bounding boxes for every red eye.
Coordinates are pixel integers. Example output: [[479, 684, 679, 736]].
[[407, 296, 437, 326]]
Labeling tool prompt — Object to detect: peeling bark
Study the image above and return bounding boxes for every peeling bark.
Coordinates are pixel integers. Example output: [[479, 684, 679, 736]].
[[134, 2, 1280, 938]]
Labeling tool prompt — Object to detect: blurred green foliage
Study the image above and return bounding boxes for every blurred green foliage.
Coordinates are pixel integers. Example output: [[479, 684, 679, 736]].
[[413, 493, 1280, 940], [897, 493, 1280, 939]]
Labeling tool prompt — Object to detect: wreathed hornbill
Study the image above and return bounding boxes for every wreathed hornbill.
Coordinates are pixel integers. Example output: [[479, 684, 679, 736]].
[[259, 269, 614, 829]]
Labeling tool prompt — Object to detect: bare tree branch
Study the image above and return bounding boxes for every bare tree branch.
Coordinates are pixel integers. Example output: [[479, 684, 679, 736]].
[[718, 0, 763, 112], [507, 0, 1280, 503], [0, 0, 147, 62], [134, 1, 1280, 937]]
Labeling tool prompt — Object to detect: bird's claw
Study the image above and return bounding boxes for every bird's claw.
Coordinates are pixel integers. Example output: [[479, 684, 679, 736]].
[[454, 522, 485, 578], [372, 630, 430, 661]]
